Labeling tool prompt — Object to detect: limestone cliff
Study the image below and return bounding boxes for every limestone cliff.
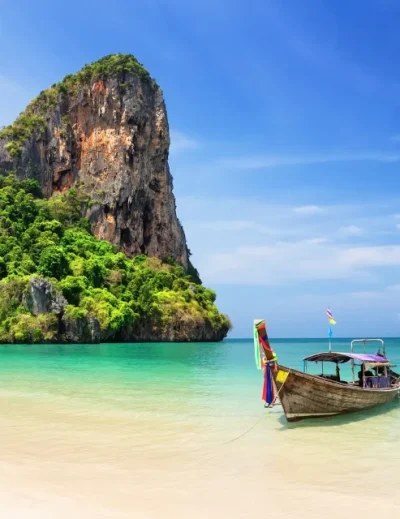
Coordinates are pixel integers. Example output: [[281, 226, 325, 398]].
[[0, 54, 188, 268]]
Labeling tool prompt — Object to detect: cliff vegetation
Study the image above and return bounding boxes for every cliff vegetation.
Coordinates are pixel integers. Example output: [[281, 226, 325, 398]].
[[0, 54, 155, 158], [0, 175, 231, 343]]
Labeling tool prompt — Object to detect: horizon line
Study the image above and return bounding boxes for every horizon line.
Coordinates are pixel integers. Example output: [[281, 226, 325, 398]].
[[225, 336, 400, 340]]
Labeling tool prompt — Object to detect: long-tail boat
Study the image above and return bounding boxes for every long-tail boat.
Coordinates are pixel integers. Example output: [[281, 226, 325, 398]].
[[254, 320, 400, 422]]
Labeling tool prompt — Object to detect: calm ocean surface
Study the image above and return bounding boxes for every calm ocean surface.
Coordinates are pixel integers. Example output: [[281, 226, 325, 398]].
[[1, 337, 400, 518]]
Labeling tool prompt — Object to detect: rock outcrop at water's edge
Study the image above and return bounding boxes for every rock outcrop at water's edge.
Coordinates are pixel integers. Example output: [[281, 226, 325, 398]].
[[0, 55, 231, 343], [0, 276, 228, 344]]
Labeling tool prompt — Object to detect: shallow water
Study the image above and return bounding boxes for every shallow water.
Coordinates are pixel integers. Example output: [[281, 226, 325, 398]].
[[1, 338, 399, 518]]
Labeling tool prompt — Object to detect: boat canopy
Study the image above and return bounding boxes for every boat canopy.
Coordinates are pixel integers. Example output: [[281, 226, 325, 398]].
[[304, 352, 390, 364]]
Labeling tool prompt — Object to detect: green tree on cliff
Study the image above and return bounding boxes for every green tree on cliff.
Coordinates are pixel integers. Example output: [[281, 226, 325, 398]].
[[0, 175, 231, 343]]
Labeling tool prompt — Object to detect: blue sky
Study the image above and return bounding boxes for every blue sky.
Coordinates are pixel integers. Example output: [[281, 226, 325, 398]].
[[2, 0, 400, 338]]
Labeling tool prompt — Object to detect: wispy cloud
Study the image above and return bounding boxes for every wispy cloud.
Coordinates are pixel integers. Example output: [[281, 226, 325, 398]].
[[218, 152, 400, 170], [200, 242, 400, 285], [350, 284, 400, 306], [180, 196, 400, 249], [178, 195, 400, 288], [170, 130, 200, 154], [293, 205, 323, 216], [337, 225, 364, 237], [387, 284, 400, 292]]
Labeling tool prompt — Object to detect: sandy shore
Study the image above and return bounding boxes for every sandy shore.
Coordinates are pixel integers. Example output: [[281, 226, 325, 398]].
[[0, 402, 399, 519], [1, 448, 399, 519]]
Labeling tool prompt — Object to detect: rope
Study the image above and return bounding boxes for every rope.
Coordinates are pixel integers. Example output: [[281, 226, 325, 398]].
[[272, 368, 291, 404], [223, 412, 266, 445], [223, 368, 291, 445]]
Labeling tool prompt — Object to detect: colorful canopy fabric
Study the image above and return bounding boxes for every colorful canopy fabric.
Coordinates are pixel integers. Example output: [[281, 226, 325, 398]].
[[304, 352, 390, 364]]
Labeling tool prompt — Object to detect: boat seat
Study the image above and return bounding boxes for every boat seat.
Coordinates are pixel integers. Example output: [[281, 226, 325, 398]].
[[364, 376, 390, 389]]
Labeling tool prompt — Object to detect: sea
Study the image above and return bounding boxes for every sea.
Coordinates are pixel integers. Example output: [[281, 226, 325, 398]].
[[1, 337, 400, 518]]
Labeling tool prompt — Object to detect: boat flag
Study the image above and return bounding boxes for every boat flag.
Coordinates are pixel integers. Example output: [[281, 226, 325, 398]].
[[326, 308, 336, 351], [326, 308, 336, 325]]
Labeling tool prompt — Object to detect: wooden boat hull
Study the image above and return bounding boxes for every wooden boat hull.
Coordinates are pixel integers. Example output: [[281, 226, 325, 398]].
[[273, 365, 399, 422]]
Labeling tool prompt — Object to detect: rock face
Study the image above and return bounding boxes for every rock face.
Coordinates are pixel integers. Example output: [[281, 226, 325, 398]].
[[0, 55, 188, 267], [61, 313, 102, 344], [124, 320, 229, 343], [23, 278, 67, 316], [22, 277, 101, 343]]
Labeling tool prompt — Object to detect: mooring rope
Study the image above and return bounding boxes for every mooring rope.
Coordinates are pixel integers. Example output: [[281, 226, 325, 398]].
[[223, 369, 291, 445], [223, 412, 267, 445]]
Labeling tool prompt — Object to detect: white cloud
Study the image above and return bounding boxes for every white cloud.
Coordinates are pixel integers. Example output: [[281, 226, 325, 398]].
[[339, 245, 400, 268], [303, 237, 330, 245], [337, 225, 364, 237], [200, 242, 400, 285], [169, 130, 200, 153], [293, 205, 323, 215], [178, 195, 400, 289], [217, 152, 400, 170], [349, 285, 400, 313], [349, 290, 384, 300]]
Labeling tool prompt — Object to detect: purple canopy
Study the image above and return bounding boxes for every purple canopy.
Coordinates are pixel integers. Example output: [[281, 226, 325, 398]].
[[304, 352, 390, 364]]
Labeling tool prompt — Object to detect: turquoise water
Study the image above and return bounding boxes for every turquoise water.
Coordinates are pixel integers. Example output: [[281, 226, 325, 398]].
[[1, 338, 400, 518], [0, 337, 398, 417]]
